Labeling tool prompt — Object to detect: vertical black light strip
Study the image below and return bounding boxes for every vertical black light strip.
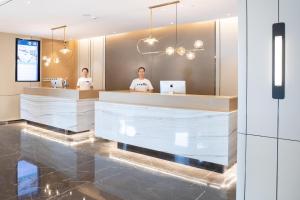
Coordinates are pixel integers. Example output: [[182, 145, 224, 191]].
[[244, 0, 249, 199], [272, 22, 285, 99]]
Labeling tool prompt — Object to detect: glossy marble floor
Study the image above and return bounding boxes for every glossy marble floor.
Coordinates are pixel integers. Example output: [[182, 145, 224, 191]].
[[0, 123, 236, 200]]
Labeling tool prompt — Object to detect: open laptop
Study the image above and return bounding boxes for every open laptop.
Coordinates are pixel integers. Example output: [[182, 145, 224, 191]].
[[160, 81, 186, 94]]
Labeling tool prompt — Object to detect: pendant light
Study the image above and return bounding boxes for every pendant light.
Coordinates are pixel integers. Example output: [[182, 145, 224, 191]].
[[59, 26, 71, 54], [137, 0, 205, 60], [144, 8, 158, 46], [43, 29, 60, 66]]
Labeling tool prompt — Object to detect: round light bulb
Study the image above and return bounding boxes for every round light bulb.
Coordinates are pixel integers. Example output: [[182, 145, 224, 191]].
[[60, 47, 71, 54], [194, 40, 204, 49], [186, 51, 196, 60], [144, 37, 158, 46], [44, 62, 50, 67], [42, 56, 48, 61], [176, 47, 186, 56], [165, 47, 175, 56]]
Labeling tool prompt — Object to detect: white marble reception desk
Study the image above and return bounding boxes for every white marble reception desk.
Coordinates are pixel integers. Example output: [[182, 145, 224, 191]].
[[95, 91, 237, 167], [21, 87, 100, 133]]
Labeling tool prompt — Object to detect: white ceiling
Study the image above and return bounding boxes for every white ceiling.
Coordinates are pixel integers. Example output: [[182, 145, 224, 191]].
[[0, 0, 237, 39]]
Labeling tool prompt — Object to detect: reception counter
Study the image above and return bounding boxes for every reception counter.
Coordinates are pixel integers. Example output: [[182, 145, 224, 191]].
[[20, 87, 100, 133], [95, 91, 237, 167]]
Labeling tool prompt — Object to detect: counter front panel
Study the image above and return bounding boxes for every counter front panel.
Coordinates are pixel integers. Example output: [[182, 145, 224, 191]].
[[21, 87, 99, 132], [95, 91, 237, 167]]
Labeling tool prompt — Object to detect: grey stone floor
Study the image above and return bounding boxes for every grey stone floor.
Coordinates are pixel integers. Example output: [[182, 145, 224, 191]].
[[0, 123, 236, 200]]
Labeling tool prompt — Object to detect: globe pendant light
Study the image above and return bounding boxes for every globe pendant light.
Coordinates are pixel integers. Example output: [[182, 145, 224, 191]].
[[59, 27, 72, 54], [144, 8, 158, 46]]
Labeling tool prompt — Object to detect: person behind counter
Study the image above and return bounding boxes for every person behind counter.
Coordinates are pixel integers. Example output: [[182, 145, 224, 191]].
[[129, 67, 154, 92], [77, 67, 93, 90]]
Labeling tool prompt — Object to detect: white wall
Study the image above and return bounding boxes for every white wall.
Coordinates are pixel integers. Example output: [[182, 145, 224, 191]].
[[0, 32, 40, 122], [216, 17, 238, 96], [78, 37, 105, 90], [238, 0, 300, 199]]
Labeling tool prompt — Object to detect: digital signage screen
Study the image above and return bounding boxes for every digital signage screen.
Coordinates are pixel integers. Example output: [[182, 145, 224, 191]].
[[16, 38, 40, 82]]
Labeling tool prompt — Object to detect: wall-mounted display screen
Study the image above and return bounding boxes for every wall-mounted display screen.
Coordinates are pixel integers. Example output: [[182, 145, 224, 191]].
[[16, 38, 40, 82], [17, 160, 39, 198]]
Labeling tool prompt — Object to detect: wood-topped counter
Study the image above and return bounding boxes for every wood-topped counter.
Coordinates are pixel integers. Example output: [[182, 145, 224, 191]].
[[23, 87, 100, 100], [99, 91, 237, 112]]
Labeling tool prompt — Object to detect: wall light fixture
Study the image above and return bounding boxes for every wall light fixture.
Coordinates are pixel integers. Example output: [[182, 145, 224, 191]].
[[272, 22, 285, 99]]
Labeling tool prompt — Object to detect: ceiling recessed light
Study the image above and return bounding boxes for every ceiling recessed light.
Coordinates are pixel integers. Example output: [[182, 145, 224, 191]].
[[170, 22, 174, 25], [26, 0, 31, 4]]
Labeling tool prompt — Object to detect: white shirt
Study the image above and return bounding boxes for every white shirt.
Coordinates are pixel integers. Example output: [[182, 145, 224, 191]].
[[130, 78, 154, 92], [77, 77, 93, 90]]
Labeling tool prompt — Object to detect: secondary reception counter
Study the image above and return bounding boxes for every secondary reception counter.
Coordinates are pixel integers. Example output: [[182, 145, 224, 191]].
[[20, 87, 100, 133], [95, 91, 237, 167]]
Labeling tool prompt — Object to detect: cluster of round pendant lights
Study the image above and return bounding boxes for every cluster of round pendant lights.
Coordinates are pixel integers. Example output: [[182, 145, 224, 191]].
[[164, 40, 204, 60], [138, 1, 204, 60]]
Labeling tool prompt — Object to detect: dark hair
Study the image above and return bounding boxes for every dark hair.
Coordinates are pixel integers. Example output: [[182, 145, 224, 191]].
[[138, 67, 145, 72], [82, 68, 89, 73]]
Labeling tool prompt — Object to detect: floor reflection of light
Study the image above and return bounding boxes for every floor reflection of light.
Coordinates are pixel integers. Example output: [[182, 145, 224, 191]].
[[17, 160, 39, 198]]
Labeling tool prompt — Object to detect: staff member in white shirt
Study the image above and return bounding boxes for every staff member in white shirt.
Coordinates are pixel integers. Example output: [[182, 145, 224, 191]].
[[130, 67, 154, 92], [77, 67, 93, 90]]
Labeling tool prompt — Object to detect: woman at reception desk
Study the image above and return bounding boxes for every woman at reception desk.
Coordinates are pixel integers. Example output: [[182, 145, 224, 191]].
[[129, 67, 153, 92], [77, 67, 93, 90]]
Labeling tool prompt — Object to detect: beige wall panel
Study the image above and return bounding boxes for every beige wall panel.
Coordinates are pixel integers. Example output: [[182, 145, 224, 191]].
[[0, 95, 20, 121], [0, 32, 40, 121], [219, 17, 238, 96]]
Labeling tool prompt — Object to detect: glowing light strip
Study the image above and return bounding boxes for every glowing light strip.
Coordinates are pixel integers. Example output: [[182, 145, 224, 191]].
[[274, 36, 283, 86], [110, 156, 236, 189], [22, 127, 94, 146]]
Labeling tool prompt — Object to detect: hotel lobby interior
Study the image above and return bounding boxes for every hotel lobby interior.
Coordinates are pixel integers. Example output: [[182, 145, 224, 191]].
[[0, 0, 299, 200]]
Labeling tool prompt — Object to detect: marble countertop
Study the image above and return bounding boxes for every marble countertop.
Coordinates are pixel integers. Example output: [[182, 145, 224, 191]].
[[99, 91, 237, 112], [23, 87, 100, 100]]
